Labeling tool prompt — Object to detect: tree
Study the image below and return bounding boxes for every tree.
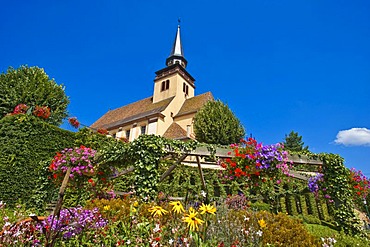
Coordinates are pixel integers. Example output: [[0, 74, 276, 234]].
[[193, 100, 245, 145], [0, 65, 69, 126], [283, 130, 309, 152]]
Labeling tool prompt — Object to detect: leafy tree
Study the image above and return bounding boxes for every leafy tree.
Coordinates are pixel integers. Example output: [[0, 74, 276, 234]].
[[193, 100, 245, 145], [0, 65, 69, 125], [283, 130, 309, 152]]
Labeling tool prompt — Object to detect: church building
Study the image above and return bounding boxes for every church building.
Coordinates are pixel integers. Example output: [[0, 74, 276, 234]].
[[90, 25, 213, 141]]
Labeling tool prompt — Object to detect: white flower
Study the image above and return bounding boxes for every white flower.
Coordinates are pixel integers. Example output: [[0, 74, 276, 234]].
[[201, 190, 207, 198], [244, 216, 249, 221], [29, 213, 36, 217], [183, 238, 188, 243], [151, 241, 158, 247], [256, 230, 263, 237], [169, 239, 174, 245], [153, 224, 160, 233], [126, 240, 131, 244]]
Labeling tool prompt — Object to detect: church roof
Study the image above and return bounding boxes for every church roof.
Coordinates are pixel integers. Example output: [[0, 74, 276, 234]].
[[175, 92, 214, 118], [163, 122, 189, 140], [90, 96, 175, 130]]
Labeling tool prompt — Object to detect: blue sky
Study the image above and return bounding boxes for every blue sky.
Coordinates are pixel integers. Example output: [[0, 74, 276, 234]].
[[1, 1, 369, 174]]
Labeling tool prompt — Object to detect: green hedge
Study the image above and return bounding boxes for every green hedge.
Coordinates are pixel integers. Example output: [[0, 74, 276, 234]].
[[0, 115, 75, 207]]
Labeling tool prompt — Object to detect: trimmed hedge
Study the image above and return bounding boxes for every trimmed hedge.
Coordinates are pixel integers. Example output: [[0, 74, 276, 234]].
[[0, 114, 75, 207]]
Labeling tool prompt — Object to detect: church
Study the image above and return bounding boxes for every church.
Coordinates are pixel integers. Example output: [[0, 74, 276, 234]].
[[91, 25, 213, 141]]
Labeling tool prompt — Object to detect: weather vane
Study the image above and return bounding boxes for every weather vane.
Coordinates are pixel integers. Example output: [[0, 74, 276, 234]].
[[178, 17, 181, 25]]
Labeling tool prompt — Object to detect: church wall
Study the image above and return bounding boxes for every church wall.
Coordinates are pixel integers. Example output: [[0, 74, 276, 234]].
[[174, 113, 196, 137]]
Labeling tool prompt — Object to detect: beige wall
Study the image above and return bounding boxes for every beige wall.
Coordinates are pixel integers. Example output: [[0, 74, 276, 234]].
[[174, 113, 196, 137], [109, 119, 152, 141], [153, 73, 194, 104]]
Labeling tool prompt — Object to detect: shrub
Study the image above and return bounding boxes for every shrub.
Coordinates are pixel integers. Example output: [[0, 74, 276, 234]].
[[0, 115, 75, 207]]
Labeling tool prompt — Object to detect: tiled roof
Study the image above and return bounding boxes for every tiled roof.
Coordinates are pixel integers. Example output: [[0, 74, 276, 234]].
[[175, 92, 213, 117], [163, 122, 188, 140], [90, 96, 174, 130]]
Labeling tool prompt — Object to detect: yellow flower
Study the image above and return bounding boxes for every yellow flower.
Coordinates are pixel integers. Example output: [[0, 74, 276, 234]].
[[169, 201, 185, 214], [183, 207, 204, 231], [103, 205, 110, 211], [258, 219, 267, 228], [131, 207, 137, 213], [199, 203, 216, 215], [133, 201, 139, 207], [148, 205, 168, 217]]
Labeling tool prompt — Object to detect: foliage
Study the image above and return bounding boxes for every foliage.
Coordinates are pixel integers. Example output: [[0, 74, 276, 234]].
[[0, 115, 75, 207], [283, 130, 309, 152], [193, 100, 245, 145], [96, 134, 197, 200], [0, 65, 69, 126], [208, 204, 320, 246], [305, 223, 370, 247], [320, 153, 363, 235]]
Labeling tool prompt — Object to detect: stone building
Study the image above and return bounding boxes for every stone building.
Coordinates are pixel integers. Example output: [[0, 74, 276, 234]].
[[91, 25, 213, 141]]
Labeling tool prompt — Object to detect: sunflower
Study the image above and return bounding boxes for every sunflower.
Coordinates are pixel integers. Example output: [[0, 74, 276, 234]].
[[148, 205, 168, 217], [183, 207, 204, 231], [169, 201, 185, 214], [199, 203, 216, 215]]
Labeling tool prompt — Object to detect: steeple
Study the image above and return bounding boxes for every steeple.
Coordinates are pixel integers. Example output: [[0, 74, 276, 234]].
[[166, 24, 188, 68]]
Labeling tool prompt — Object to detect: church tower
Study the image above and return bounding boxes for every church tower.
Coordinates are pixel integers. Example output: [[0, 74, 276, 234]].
[[153, 24, 195, 104]]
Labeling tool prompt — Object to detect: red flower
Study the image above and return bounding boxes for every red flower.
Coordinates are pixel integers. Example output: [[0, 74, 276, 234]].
[[33, 106, 51, 119], [97, 128, 109, 135], [255, 171, 260, 176], [12, 104, 29, 114], [68, 117, 80, 128], [234, 168, 245, 177]]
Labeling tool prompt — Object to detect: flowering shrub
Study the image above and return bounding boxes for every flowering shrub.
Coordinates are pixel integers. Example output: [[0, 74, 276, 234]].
[[49, 146, 114, 198], [12, 104, 29, 114], [221, 138, 291, 188], [49, 146, 97, 180], [349, 168, 370, 211], [37, 207, 107, 239], [68, 117, 80, 129], [33, 105, 51, 119], [349, 168, 370, 199], [8, 104, 51, 119], [307, 173, 332, 203]]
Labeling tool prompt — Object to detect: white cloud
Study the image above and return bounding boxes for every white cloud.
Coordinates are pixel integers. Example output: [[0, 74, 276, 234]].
[[334, 128, 370, 146]]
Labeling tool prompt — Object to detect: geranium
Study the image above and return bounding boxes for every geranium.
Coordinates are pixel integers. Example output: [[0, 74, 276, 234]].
[[221, 138, 291, 185], [349, 168, 370, 199], [12, 104, 29, 114], [49, 146, 113, 190], [97, 128, 109, 135], [68, 117, 80, 128], [33, 105, 51, 119]]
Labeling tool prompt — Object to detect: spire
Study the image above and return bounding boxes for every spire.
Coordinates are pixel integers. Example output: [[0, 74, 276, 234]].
[[166, 23, 188, 68]]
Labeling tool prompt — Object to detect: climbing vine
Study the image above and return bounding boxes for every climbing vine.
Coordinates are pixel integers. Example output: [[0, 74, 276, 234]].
[[320, 153, 362, 235]]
